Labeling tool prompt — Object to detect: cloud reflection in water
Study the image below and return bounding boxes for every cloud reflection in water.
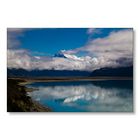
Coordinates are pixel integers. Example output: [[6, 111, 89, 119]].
[[28, 81, 133, 112]]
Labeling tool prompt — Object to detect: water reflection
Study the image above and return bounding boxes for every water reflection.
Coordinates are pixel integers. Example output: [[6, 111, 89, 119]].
[[27, 80, 133, 112]]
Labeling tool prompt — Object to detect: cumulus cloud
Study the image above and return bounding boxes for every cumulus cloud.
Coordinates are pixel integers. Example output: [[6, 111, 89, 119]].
[[7, 28, 133, 71], [64, 29, 133, 69], [7, 49, 32, 69], [7, 28, 32, 69], [7, 48, 99, 71]]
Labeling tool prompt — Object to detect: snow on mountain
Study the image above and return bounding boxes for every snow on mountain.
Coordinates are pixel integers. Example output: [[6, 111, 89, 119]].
[[54, 50, 89, 61], [54, 51, 67, 58]]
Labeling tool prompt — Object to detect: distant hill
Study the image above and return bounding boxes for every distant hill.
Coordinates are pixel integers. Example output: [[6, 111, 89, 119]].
[[7, 68, 91, 77], [90, 66, 133, 77], [7, 66, 133, 78]]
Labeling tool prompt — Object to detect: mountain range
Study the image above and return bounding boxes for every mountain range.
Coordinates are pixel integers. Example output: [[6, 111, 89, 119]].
[[7, 66, 133, 78]]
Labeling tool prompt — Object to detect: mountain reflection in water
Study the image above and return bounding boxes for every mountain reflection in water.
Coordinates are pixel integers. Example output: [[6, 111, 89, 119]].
[[27, 80, 133, 112]]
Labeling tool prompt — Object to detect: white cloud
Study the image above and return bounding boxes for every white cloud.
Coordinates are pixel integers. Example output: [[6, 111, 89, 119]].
[[7, 29, 133, 71], [64, 29, 133, 69], [7, 48, 99, 71], [7, 28, 28, 49], [7, 28, 35, 49], [87, 28, 102, 35], [7, 49, 32, 69]]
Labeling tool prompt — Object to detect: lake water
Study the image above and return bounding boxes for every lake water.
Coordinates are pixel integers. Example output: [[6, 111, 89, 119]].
[[27, 80, 133, 112]]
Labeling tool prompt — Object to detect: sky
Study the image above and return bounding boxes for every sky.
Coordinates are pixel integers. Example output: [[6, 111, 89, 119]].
[[7, 28, 133, 71]]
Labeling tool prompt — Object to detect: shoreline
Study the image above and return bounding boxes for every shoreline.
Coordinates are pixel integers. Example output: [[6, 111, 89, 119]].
[[8, 77, 133, 85], [7, 77, 133, 112], [7, 78, 51, 112]]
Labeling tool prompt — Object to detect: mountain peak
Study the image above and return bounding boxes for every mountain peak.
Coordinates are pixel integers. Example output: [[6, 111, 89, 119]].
[[54, 51, 67, 58], [54, 50, 83, 61]]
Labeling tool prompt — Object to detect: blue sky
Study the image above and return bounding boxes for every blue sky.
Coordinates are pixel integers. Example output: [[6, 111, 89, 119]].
[[7, 28, 133, 70], [17, 28, 129, 56], [20, 28, 88, 56]]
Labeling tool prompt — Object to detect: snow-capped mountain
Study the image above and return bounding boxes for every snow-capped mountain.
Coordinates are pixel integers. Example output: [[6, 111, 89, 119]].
[[54, 51, 67, 58], [54, 50, 78, 59], [54, 51, 85, 61]]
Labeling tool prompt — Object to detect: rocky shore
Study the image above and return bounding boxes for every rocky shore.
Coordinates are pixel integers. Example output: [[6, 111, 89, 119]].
[[7, 78, 51, 112]]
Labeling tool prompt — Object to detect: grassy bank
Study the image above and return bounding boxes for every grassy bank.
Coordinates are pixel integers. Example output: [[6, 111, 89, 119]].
[[7, 78, 51, 112]]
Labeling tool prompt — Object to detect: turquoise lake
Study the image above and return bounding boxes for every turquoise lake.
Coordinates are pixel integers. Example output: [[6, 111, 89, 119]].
[[27, 80, 133, 112]]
